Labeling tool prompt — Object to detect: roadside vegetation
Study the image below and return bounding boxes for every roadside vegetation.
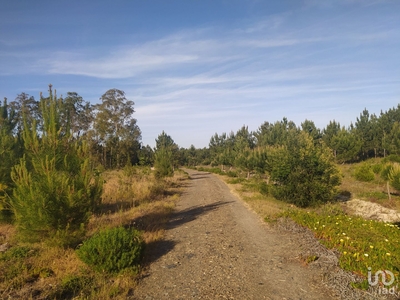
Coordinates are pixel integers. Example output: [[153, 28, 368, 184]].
[[186, 105, 400, 292], [0, 166, 188, 299], [195, 158, 400, 291], [1, 85, 400, 297], [0, 85, 188, 298]]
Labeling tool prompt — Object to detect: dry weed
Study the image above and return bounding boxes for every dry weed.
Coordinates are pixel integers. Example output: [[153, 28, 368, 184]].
[[0, 168, 187, 299]]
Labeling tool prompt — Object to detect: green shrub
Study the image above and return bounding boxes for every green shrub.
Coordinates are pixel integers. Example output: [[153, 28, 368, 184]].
[[388, 163, 400, 191], [227, 177, 245, 184], [267, 131, 341, 207], [10, 89, 103, 243], [258, 181, 269, 195], [0, 246, 36, 261], [59, 275, 92, 298], [76, 227, 144, 274], [353, 163, 374, 182], [154, 148, 174, 178], [383, 154, 400, 163], [200, 167, 223, 174], [371, 163, 383, 174], [380, 163, 393, 181], [226, 171, 238, 177]]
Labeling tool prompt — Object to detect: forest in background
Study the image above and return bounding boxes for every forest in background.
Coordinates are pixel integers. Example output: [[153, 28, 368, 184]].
[[1, 85, 400, 298], [1, 84, 400, 237]]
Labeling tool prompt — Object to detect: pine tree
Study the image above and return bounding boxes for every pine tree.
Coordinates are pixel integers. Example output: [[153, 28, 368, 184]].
[[0, 98, 21, 221], [266, 130, 341, 207], [154, 131, 177, 178], [10, 85, 102, 243]]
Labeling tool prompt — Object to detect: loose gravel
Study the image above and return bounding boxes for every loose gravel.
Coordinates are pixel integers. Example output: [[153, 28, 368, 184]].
[[133, 170, 395, 300]]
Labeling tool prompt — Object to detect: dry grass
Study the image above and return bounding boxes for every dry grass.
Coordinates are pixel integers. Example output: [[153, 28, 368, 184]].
[[0, 167, 188, 299], [338, 161, 400, 211], [214, 174, 292, 222], [212, 159, 400, 223]]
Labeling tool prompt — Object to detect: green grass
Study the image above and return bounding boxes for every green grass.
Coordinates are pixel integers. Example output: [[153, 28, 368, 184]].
[[284, 206, 400, 288]]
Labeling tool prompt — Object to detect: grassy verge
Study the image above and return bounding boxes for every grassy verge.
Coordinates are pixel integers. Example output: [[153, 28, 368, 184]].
[[0, 167, 188, 299], [284, 207, 400, 289], [195, 166, 292, 221]]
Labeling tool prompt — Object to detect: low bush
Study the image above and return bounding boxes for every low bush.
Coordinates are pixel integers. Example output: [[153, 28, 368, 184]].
[[371, 163, 383, 175], [381, 163, 393, 181], [226, 171, 238, 177], [51, 274, 93, 299], [258, 181, 269, 195], [227, 177, 245, 184], [76, 227, 144, 274], [388, 163, 400, 191], [383, 154, 400, 163], [353, 163, 375, 182]]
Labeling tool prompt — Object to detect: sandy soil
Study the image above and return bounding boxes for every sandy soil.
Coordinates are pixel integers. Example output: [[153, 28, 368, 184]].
[[344, 199, 400, 223], [133, 170, 342, 299]]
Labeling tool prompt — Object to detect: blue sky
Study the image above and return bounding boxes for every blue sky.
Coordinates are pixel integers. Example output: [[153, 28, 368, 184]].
[[1, 0, 399, 148]]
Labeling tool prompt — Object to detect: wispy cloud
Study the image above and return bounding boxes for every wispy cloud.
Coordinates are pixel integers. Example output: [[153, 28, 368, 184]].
[[1, 2, 399, 147]]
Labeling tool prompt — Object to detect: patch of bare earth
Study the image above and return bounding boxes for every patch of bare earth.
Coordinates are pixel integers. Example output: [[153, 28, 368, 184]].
[[133, 169, 380, 300], [343, 199, 400, 223]]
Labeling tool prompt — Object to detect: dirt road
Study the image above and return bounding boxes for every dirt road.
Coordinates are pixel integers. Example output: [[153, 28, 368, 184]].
[[133, 170, 338, 299]]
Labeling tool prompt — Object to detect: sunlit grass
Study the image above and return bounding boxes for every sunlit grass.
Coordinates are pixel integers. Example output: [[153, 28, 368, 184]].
[[284, 206, 400, 288], [0, 167, 187, 299], [338, 159, 400, 211]]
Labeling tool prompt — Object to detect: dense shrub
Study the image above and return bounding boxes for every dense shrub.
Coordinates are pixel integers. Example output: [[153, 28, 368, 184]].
[[353, 163, 375, 182], [51, 274, 93, 299], [226, 170, 238, 177], [371, 163, 383, 174], [380, 164, 393, 181], [226, 177, 245, 184], [154, 148, 174, 178], [388, 163, 400, 191], [267, 131, 341, 207], [258, 181, 269, 195], [381, 162, 400, 191], [382, 154, 400, 163], [10, 89, 102, 243], [76, 227, 144, 274]]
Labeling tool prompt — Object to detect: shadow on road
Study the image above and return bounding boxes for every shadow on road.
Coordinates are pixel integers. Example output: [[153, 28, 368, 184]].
[[167, 200, 232, 228], [136, 200, 232, 267], [188, 176, 210, 180], [188, 172, 211, 176], [141, 239, 177, 267]]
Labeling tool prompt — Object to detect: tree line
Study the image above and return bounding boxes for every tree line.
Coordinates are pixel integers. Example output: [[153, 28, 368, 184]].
[[1, 83, 399, 239], [181, 105, 400, 167], [180, 105, 400, 207], [0, 85, 174, 243]]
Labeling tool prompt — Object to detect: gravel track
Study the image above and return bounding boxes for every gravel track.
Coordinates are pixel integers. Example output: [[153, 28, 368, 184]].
[[133, 170, 339, 299]]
